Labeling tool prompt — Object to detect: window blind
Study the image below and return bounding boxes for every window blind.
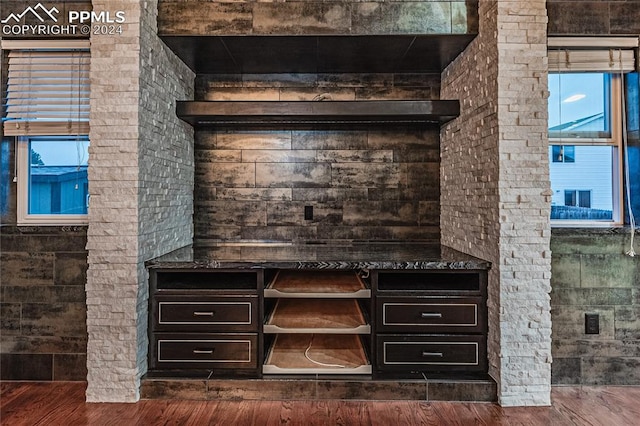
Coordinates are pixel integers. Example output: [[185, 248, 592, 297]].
[[3, 49, 90, 136], [548, 49, 636, 73]]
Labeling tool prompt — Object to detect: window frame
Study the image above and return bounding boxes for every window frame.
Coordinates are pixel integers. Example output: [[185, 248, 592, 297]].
[[548, 72, 624, 227], [16, 136, 89, 226]]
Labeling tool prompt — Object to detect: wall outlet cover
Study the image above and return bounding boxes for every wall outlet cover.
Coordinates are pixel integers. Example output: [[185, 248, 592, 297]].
[[304, 205, 313, 221], [585, 313, 599, 334]]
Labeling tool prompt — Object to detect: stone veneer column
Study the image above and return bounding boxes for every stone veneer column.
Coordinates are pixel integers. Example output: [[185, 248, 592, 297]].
[[86, 0, 194, 402], [440, 0, 552, 406]]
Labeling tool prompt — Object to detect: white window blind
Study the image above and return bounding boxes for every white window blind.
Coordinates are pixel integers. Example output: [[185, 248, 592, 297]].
[[3, 49, 90, 136], [548, 49, 636, 73]]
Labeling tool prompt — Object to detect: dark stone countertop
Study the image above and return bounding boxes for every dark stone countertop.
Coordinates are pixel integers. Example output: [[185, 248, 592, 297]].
[[146, 242, 491, 270]]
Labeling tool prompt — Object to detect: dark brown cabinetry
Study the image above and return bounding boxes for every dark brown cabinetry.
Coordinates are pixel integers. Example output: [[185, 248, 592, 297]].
[[154, 333, 259, 370], [148, 267, 488, 379], [372, 270, 488, 375], [148, 269, 263, 377]]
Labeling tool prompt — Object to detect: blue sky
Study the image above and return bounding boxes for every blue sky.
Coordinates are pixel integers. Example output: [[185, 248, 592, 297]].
[[548, 73, 606, 129]]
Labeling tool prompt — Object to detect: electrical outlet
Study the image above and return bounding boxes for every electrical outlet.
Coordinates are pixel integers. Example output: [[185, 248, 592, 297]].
[[304, 205, 313, 221], [585, 313, 599, 334]]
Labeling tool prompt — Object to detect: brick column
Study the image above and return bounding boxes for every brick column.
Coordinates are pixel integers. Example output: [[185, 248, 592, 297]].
[[86, 0, 194, 402], [440, 0, 551, 406]]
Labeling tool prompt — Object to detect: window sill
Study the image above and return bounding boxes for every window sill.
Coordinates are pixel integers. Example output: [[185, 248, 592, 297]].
[[17, 216, 88, 227]]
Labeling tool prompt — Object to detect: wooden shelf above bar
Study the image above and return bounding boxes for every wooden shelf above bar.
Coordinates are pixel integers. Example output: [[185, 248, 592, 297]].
[[176, 100, 460, 128]]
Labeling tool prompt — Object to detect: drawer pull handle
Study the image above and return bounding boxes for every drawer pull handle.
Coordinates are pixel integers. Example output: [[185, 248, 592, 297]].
[[193, 311, 215, 317], [193, 349, 214, 355], [420, 312, 442, 319], [422, 352, 443, 357]]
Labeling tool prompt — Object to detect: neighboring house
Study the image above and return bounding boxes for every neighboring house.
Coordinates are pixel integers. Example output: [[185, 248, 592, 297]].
[[549, 113, 614, 219], [29, 166, 88, 215]]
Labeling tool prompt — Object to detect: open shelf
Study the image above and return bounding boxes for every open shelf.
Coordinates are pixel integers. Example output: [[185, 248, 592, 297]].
[[155, 270, 258, 291], [265, 270, 370, 299], [176, 100, 460, 128], [263, 333, 371, 375], [264, 299, 370, 334], [376, 271, 481, 293]]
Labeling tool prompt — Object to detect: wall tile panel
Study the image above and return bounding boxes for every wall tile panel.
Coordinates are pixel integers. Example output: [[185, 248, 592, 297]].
[[256, 163, 332, 188], [194, 73, 442, 243], [0, 253, 54, 286], [0, 354, 52, 381], [551, 232, 640, 386]]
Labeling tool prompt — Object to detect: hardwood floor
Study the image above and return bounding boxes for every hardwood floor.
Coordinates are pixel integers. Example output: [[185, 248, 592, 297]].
[[2, 382, 640, 425]]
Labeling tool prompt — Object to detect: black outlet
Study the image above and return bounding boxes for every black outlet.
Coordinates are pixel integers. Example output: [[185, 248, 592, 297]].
[[585, 313, 599, 334], [304, 205, 313, 221]]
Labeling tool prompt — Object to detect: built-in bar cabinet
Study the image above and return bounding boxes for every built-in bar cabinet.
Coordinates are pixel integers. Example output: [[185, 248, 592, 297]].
[[147, 267, 487, 380]]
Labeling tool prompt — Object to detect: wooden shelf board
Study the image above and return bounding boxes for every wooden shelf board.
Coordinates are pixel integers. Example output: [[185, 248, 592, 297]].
[[263, 324, 370, 334], [265, 299, 368, 332], [176, 100, 460, 127], [263, 334, 370, 375], [265, 270, 370, 298]]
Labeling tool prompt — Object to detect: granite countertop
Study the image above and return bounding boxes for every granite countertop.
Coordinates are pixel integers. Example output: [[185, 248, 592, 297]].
[[146, 241, 491, 270]]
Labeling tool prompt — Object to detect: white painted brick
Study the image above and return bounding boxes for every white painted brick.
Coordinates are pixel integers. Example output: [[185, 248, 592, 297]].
[[86, 0, 195, 403], [441, 0, 551, 407]]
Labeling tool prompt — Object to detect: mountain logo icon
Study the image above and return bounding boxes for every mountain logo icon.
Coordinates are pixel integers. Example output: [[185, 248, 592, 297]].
[[1, 3, 60, 24]]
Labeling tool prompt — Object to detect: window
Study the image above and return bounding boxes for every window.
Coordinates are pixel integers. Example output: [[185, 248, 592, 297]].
[[548, 71, 622, 223], [564, 190, 591, 208], [552, 145, 575, 163], [547, 39, 638, 226], [2, 40, 90, 225], [549, 73, 612, 140], [16, 136, 89, 224]]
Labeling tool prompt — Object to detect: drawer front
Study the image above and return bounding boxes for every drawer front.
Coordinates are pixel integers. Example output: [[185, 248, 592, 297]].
[[153, 296, 258, 331], [153, 334, 258, 370], [376, 335, 486, 372], [376, 297, 484, 333]]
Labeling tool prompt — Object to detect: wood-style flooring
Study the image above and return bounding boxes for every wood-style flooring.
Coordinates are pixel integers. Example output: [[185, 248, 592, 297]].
[[2, 382, 640, 425]]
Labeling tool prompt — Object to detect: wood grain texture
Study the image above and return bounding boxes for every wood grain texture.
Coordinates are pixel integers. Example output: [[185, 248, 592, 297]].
[[266, 299, 367, 330], [269, 270, 366, 293], [265, 334, 368, 369], [3, 383, 640, 425]]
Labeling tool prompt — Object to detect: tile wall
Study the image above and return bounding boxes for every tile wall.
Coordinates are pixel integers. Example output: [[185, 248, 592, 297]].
[[193, 73, 442, 243], [551, 230, 640, 384]]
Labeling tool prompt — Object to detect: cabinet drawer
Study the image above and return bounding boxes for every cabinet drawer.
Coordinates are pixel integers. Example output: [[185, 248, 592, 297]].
[[376, 335, 486, 372], [152, 333, 258, 370], [376, 297, 484, 333], [153, 296, 258, 331]]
